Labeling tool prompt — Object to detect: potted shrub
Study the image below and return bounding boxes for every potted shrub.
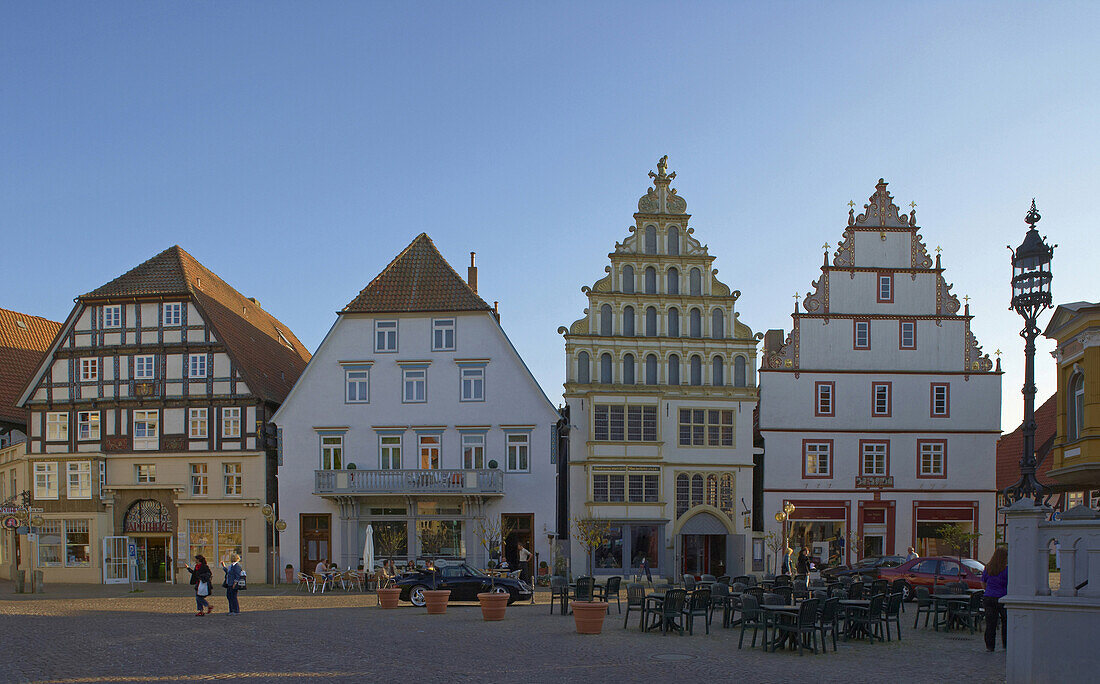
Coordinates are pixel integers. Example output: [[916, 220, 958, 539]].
[[572, 599, 610, 634], [377, 586, 401, 609], [423, 589, 451, 614], [473, 516, 518, 621], [538, 560, 549, 576], [570, 517, 612, 634], [284, 563, 295, 584]]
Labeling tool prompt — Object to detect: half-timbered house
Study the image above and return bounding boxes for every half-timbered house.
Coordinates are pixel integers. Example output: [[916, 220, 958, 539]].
[[16, 247, 310, 583]]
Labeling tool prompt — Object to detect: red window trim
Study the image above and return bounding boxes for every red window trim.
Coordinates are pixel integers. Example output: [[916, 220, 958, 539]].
[[853, 319, 871, 350], [912, 500, 979, 558], [876, 272, 894, 303], [814, 381, 835, 417], [916, 439, 948, 479], [898, 319, 917, 350], [858, 439, 890, 477], [930, 383, 951, 418], [871, 381, 892, 417], [857, 501, 896, 559], [801, 438, 834, 479]]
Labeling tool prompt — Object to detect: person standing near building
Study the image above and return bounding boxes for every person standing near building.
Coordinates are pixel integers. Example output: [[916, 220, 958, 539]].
[[981, 547, 1008, 652], [221, 553, 244, 615], [906, 546, 919, 562], [517, 542, 532, 583], [796, 547, 812, 575], [781, 544, 794, 575], [186, 555, 213, 616]]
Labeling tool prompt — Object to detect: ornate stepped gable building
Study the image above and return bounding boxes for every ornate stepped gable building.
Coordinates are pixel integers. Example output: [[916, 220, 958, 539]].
[[274, 234, 559, 578], [16, 247, 310, 583], [561, 157, 760, 579], [760, 180, 1000, 570]]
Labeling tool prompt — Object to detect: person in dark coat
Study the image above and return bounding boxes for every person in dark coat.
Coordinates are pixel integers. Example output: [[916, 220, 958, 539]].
[[981, 547, 1009, 652], [185, 555, 213, 616], [221, 553, 244, 615], [796, 547, 813, 575]]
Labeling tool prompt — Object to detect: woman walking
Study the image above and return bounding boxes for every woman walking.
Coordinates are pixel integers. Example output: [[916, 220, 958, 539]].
[[221, 553, 244, 615], [781, 544, 794, 575], [981, 547, 1008, 652], [186, 555, 213, 616], [796, 547, 812, 575]]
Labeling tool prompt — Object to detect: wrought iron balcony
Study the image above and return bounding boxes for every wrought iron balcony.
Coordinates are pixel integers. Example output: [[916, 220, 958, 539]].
[[314, 468, 504, 496]]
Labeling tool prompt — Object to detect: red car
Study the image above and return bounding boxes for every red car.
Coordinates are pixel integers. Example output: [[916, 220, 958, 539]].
[[878, 556, 986, 600]]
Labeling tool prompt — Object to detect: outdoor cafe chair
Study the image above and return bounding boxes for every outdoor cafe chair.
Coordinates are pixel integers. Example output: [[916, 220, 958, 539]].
[[549, 575, 569, 615], [847, 582, 865, 600], [774, 586, 794, 603], [745, 586, 765, 602], [596, 576, 622, 614], [572, 576, 595, 604], [882, 592, 904, 641], [311, 572, 330, 594], [775, 597, 821, 655], [737, 594, 764, 649], [870, 579, 889, 595], [733, 574, 752, 586], [296, 572, 313, 592], [913, 586, 941, 629], [731, 582, 748, 593], [708, 582, 733, 626], [683, 587, 711, 635], [773, 574, 792, 587], [762, 592, 785, 606], [682, 574, 697, 591], [623, 582, 647, 629], [890, 579, 908, 611], [818, 597, 841, 652], [649, 588, 687, 636], [951, 591, 985, 634], [812, 589, 829, 601], [947, 581, 969, 594], [829, 586, 847, 599], [701, 574, 718, 585], [793, 573, 809, 587], [845, 593, 886, 644], [717, 575, 731, 585]]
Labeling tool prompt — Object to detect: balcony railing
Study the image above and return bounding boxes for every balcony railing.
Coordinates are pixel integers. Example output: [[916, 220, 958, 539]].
[[314, 468, 504, 496]]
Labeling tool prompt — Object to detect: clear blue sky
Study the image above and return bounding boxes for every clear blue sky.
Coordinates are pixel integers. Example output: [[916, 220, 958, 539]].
[[3, 2, 1097, 431]]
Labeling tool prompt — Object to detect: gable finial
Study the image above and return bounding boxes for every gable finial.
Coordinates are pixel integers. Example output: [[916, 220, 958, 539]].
[[1025, 198, 1041, 228]]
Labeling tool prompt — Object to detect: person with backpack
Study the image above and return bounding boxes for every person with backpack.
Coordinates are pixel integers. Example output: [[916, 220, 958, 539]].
[[220, 553, 245, 615], [186, 555, 213, 616]]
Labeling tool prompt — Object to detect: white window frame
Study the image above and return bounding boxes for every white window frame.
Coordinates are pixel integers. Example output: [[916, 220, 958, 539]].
[[77, 411, 100, 441], [878, 274, 893, 301], [345, 368, 370, 403], [190, 463, 208, 496], [375, 320, 398, 352], [133, 409, 159, 450], [506, 432, 531, 473], [162, 302, 182, 326], [900, 320, 916, 349], [379, 434, 401, 469], [134, 355, 155, 380], [99, 461, 106, 492], [189, 408, 208, 439], [460, 367, 485, 402], [34, 462, 58, 500], [418, 434, 441, 470], [221, 407, 241, 439], [861, 443, 888, 476], [432, 318, 456, 351], [320, 435, 344, 470], [872, 383, 891, 417], [80, 358, 98, 382], [854, 320, 871, 349], [188, 354, 208, 378], [66, 461, 91, 499], [135, 464, 157, 484], [46, 412, 69, 442], [64, 519, 90, 567], [223, 463, 243, 496], [103, 305, 122, 328], [402, 368, 427, 403], [920, 443, 946, 477], [462, 433, 485, 469], [805, 442, 831, 477], [932, 384, 950, 417]]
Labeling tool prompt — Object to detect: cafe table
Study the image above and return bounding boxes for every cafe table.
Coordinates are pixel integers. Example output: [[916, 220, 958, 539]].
[[931, 593, 973, 630], [759, 604, 800, 651], [838, 599, 873, 641]]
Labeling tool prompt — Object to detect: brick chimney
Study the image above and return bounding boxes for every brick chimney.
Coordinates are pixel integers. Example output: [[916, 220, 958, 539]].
[[467, 252, 478, 293]]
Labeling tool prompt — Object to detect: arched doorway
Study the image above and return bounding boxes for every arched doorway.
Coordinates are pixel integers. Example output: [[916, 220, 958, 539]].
[[123, 499, 173, 583], [678, 511, 731, 578]]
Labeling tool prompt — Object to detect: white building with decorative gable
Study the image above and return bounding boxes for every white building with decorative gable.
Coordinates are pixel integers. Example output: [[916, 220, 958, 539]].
[[561, 157, 761, 580], [759, 180, 1000, 574], [274, 234, 560, 579]]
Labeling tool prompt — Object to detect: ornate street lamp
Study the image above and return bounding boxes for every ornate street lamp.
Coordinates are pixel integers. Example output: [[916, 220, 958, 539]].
[[1004, 200, 1056, 503]]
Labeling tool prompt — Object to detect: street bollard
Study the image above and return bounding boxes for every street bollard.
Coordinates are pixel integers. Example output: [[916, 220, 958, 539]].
[[14, 569, 24, 593], [34, 570, 45, 593]]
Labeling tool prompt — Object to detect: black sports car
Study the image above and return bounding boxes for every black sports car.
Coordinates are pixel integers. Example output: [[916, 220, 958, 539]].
[[395, 563, 532, 606], [820, 555, 906, 581]]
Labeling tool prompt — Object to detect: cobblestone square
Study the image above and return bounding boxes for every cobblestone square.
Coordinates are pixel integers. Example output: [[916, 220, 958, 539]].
[[1, 584, 1006, 684]]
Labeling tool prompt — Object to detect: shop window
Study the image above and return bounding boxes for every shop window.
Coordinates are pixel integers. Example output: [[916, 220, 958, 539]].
[[64, 519, 90, 567], [38, 520, 62, 566], [418, 520, 464, 557], [593, 525, 623, 569]]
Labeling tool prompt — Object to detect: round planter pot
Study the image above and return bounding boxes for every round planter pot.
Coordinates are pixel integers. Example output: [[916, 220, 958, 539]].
[[572, 601, 609, 634], [284, 568, 295, 583], [377, 587, 401, 609], [423, 589, 451, 614], [477, 591, 509, 621]]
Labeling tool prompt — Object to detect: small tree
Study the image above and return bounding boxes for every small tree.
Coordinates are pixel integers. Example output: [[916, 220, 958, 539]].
[[936, 523, 982, 568], [375, 524, 408, 565], [572, 516, 612, 576], [472, 516, 518, 586], [764, 531, 785, 576]]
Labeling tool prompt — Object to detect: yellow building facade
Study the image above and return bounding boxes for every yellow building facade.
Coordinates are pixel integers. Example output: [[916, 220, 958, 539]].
[[1044, 301, 1100, 494]]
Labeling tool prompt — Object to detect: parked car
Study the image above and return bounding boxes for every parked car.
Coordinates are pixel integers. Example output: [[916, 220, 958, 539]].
[[878, 556, 986, 600], [396, 563, 532, 606], [821, 555, 907, 581]]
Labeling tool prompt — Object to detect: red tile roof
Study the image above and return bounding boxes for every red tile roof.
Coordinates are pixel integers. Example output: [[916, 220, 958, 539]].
[[78, 246, 311, 404], [342, 233, 491, 314], [0, 308, 61, 426], [996, 394, 1057, 490]]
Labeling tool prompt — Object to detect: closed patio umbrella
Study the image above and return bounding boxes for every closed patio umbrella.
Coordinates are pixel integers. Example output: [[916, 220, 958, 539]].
[[363, 524, 375, 574]]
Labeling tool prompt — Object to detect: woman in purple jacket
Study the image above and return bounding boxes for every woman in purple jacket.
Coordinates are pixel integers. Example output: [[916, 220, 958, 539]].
[[981, 547, 1008, 652]]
